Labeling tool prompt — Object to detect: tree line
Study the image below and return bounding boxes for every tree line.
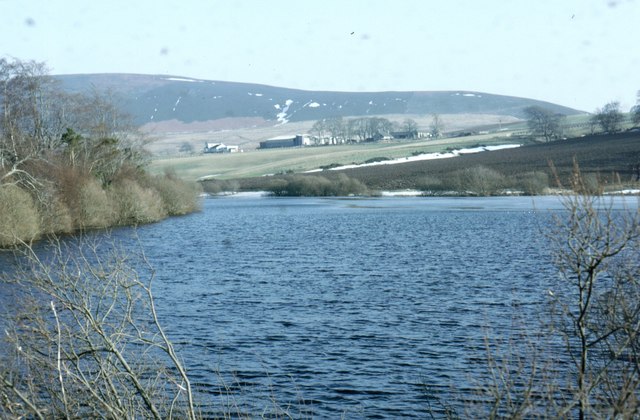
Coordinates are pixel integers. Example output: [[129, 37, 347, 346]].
[[0, 58, 199, 247], [526, 92, 640, 141], [308, 115, 444, 144]]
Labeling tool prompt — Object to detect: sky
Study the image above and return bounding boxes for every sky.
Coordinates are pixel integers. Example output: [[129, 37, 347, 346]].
[[1, 0, 639, 112]]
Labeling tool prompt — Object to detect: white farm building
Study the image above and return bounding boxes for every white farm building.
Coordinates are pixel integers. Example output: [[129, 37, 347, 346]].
[[204, 143, 239, 153]]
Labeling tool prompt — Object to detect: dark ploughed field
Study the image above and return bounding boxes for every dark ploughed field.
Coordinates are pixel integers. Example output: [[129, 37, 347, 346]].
[[337, 132, 640, 190], [231, 132, 640, 192]]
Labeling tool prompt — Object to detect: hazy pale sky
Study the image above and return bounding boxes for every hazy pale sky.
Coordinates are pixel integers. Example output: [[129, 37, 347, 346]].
[[1, 0, 638, 112]]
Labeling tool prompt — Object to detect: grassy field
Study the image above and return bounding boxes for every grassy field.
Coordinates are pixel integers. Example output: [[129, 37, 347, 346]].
[[147, 114, 607, 182], [149, 132, 525, 180]]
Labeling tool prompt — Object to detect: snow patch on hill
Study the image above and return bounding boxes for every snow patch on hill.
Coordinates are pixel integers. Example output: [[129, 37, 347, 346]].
[[163, 77, 201, 83], [275, 99, 294, 124]]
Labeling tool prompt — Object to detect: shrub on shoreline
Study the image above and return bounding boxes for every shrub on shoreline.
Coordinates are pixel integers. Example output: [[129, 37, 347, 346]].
[[266, 173, 369, 196], [0, 185, 40, 247], [0, 174, 200, 247], [145, 172, 201, 215]]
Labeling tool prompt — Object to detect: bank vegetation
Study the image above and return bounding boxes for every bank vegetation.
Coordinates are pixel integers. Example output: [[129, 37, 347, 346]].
[[0, 59, 200, 247]]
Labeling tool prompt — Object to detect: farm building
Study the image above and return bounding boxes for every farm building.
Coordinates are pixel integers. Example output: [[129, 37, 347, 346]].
[[259, 134, 311, 149], [390, 130, 419, 140], [204, 142, 239, 153]]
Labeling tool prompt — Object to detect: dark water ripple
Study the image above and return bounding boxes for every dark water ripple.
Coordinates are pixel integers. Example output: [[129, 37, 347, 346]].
[[7, 195, 627, 417], [122, 196, 567, 418]]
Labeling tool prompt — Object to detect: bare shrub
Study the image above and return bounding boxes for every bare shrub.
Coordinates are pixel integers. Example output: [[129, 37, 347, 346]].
[[333, 173, 368, 196], [77, 178, 115, 229], [109, 179, 167, 225], [36, 188, 73, 236], [546, 193, 640, 418], [0, 237, 196, 419], [277, 175, 332, 196], [0, 184, 40, 246], [471, 182, 640, 417], [577, 172, 602, 195], [144, 173, 201, 215], [49, 165, 90, 225], [445, 166, 506, 196], [514, 171, 550, 195], [266, 174, 368, 196], [416, 175, 445, 193], [199, 179, 241, 195], [261, 178, 289, 196]]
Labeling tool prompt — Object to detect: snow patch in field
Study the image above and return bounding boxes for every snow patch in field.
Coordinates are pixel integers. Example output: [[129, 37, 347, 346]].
[[605, 189, 640, 195], [172, 97, 181, 111], [309, 144, 521, 171], [380, 190, 423, 197]]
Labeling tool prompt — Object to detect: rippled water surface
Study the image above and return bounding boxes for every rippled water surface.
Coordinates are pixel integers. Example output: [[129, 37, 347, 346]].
[[125, 196, 570, 417], [4, 195, 617, 417]]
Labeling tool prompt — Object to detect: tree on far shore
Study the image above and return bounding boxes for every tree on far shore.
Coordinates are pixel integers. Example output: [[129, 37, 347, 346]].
[[591, 101, 624, 133], [631, 91, 640, 127], [429, 114, 444, 139], [524, 106, 565, 142]]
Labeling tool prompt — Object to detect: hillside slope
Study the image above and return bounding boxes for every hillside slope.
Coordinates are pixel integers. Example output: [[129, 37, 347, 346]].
[[54, 74, 584, 127]]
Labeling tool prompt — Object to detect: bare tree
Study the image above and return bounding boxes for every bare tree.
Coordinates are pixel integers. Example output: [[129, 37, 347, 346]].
[[0, 58, 145, 193], [401, 118, 418, 133], [0, 59, 63, 152], [546, 169, 640, 418], [524, 106, 565, 141], [631, 91, 640, 128], [325, 116, 346, 144], [591, 101, 625, 133], [429, 114, 444, 139], [0, 236, 196, 419], [310, 116, 345, 145], [550, 187, 640, 418], [348, 117, 391, 142], [67, 87, 136, 140], [466, 163, 640, 419], [0, 59, 65, 191]]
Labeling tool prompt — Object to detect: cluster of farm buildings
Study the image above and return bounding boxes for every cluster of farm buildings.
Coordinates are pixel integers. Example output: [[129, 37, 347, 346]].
[[203, 130, 426, 153]]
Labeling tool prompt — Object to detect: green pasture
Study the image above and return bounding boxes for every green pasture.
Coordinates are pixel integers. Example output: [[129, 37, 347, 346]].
[[147, 114, 608, 181], [148, 133, 520, 181]]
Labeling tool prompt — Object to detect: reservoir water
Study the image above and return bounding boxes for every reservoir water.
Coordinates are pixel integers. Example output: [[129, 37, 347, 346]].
[[130, 195, 566, 417], [4, 195, 634, 417]]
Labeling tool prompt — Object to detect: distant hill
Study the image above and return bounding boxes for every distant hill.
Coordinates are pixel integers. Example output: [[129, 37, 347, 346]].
[[54, 74, 584, 128]]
